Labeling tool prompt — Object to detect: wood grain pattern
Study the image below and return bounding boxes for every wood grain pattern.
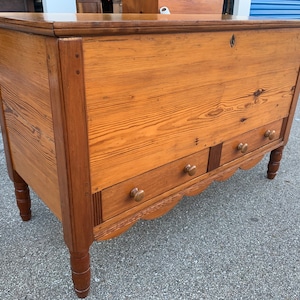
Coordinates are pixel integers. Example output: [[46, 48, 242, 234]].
[[122, 0, 158, 13], [220, 119, 283, 166], [58, 37, 94, 252], [83, 29, 299, 192], [70, 252, 91, 298], [1, 14, 300, 297], [267, 146, 284, 179], [13, 173, 32, 221], [0, 87, 14, 180], [281, 68, 300, 144], [158, 0, 224, 14], [0, 29, 61, 218], [92, 192, 102, 226], [207, 143, 223, 172], [58, 38, 94, 298], [77, 0, 102, 13], [2, 14, 300, 37], [101, 148, 209, 221], [93, 140, 283, 241]]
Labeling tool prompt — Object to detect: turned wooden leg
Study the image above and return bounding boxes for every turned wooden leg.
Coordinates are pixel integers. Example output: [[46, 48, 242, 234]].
[[267, 146, 284, 179], [13, 173, 31, 221], [70, 251, 91, 298]]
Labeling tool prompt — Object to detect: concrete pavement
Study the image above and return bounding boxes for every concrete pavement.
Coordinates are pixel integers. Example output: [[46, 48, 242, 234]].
[[0, 103, 299, 300]]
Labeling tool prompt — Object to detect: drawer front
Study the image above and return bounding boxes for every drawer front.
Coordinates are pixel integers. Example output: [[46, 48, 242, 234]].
[[220, 119, 283, 165], [101, 148, 209, 221]]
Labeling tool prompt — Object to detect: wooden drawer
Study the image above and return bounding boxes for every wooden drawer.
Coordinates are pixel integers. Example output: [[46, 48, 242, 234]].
[[220, 119, 283, 166], [101, 148, 209, 221]]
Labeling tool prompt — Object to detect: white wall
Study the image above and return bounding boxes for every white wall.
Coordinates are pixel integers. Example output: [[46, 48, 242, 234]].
[[233, 0, 251, 16], [43, 0, 77, 13]]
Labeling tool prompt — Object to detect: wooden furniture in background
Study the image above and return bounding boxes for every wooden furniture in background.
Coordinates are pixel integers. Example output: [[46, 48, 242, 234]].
[[77, 0, 224, 14], [158, 0, 224, 14], [0, 13, 299, 298], [77, 0, 116, 13], [0, 0, 35, 12], [77, 0, 102, 13], [122, 0, 158, 13]]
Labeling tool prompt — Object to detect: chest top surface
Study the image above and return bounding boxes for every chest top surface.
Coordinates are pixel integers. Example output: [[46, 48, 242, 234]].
[[0, 13, 300, 36]]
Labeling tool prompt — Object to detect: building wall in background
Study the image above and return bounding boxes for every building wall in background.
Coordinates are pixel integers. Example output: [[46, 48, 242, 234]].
[[250, 0, 300, 19]]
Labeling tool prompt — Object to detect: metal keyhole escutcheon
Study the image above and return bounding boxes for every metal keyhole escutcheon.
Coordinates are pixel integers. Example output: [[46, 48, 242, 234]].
[[230, 34, 235, 47]]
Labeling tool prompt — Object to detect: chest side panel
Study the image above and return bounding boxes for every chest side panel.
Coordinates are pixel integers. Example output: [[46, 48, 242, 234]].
[[0, 29, 61, 218]]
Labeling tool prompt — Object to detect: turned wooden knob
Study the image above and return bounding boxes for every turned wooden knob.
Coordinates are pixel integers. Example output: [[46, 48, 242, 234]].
[[184, 164, 197, 176], [264, 130, 276, 140], [130, 188, 145, 202], [237, 143, 248, 153]]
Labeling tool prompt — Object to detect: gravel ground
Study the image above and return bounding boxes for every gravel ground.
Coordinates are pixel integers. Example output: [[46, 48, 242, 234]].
[[0, 103, 299, 300]]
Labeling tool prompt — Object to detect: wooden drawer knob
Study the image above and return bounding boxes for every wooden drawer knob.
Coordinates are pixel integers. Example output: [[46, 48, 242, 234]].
[[130, 188, 145, 202], [237, 143, 248, 153], [184, 164, 197, 176], [264, 130, 276, 140]]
